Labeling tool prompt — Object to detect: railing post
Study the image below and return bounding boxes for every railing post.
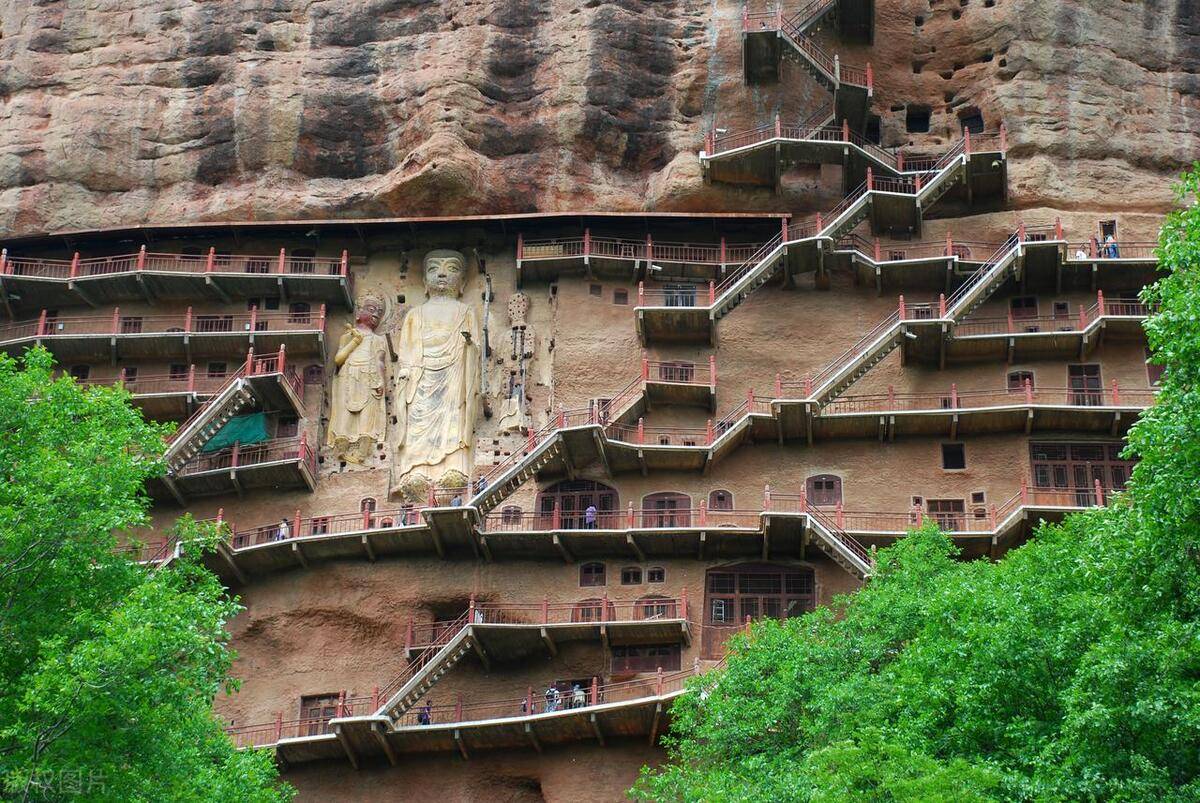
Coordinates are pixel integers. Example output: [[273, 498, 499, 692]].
[[637, 417, 645, 444], [590, 676, 599, 706], [799, 487, 807, 513], [187, 364, 195, 393], [1078, 304, 1087, 331], [557, 405, 566, 428], [205, 247, 215, 273], [646, 234, 653, 265], [404, 616, 414, 653], [1089, 236, 1098, 259], [898, 294, 906, 320], [719, 237, 727, 265], [69, 252, 80, 279], [427, 483, 436, 508], [939, 292, 947, 318], [866, 166, 873, 191], [999, 122, 1007, 153], [866, 62, 874, 93], [318, 303, 326, 331], [834, 53, 840, 82], [887, 384, 895, 409], [276, 248, 286, 274], [708, 280, 715, 306], [1018, 221, 1026, 242], [775, 372, 782, 398], [36, 309, 47, 337], [1007, 308, 1015, 333], [372, 686, 380, 711], [710, 355, 717, 389], [815, 212, 823, 232], [803, 372, 813, 398], [583, 228, 591, 259], [1054, 217, 1063, 241], [781, 217, 788, 242], [946, 230, 953, 258], [340, 249, 349, 276], [835, 501, 844, 528], [1020, 479, 1028, 505], [989, 505, 997, 529], [638, 280, 644, 306], [897, 151, 904, 171], [516, 233, 524, 262], [1111, 378, 1120, 406], [601, 592, 609, 623], [542, 595, 549, 624], [293, 508, 301, 538], [747, 387, 754, 411], [951, 382, 960, 408], [552, 499, 561, 530], [455, 695, 463, 722], [842, 119, 849, 142], [248, 304, 258, 334], [699, 501, 707, 526], [915, 173, 922, 192], [362, 504, 371, 530], [274, 712, 283, 743], [656, 667, 664, 696], [184, 305, 193, 334], [527, 686, 534, 715], [0, 248, 6, 275], [1097, 289, 1105, 315], [336, 689, 347, 718], [681, 586, 688, 620], [964, 127, 971, 155], [111, 306, 120, 334], [231, 442, 240, 469], [915, 504, 923, 526], [628, 501, 636, 528], [278, 343, 286, 376], [245, 347, 254, 374], [136, 245, 146, 272], [706, 418, 714, 444], [763, 483, 772, 511], [468, 594, 476, 624], [1024, 377, 1034, 405], [641, 351, 649, 381], [775, 112, 781, 139], [1094, 478, 1104, 507]]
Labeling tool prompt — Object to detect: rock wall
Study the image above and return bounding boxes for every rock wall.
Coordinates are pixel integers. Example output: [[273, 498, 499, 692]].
[[0, 0, 1195, 238]]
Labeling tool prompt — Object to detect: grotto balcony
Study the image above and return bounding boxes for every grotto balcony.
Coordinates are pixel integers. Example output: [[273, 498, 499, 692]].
[[0, 247, 354, 315], [163, 346, 307, 473], [225, 665, 702, 766], [900, 291, 1153, 366], [78, 368, 229, 422], [741, 9, 873, 129], [188, 480, 1120, 585], [153, 434, 317, 504], [370, 596, 694, 725], [0, 305, 327, 366]]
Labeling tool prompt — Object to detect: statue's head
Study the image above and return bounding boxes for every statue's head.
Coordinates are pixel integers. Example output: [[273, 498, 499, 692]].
[[423, 249, 467, 298], [355, 293, 386, 329]]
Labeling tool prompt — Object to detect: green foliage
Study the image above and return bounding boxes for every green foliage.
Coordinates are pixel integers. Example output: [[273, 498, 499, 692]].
[[635, 166, 1200, 802], [0, 348, 291, 802]]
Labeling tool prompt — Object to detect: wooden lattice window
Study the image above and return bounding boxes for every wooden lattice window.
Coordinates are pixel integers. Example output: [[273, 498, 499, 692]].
[[579, 562, 606, 587], [611, 644, 680, 673], [926, 498, 966, 530], [805, 475, 842, 506]]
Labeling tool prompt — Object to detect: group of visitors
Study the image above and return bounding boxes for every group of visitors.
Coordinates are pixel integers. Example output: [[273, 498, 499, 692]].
[[524, 683, 589, 714]]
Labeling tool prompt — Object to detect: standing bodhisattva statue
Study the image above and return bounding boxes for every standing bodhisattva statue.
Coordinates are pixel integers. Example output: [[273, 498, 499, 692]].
[[392, 249, 481, 500], [327, 293, 389, 464]]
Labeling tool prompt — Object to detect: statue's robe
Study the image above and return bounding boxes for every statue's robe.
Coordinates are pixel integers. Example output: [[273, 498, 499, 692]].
[[327, 328, 388, 462]]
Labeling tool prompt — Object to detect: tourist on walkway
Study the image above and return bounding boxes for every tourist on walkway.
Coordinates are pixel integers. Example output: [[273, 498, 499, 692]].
[[544, 685, 560, 712], [275, 518, 290, 541], [572, 683, 586, 709], [584, 504, 598, 529], [417, 699, 432, 726], [1105, 234, 1120, 258]]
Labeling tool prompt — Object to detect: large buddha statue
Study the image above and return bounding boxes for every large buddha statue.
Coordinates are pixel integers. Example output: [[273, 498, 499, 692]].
[[392, 249, 481, 500], [327, 293, 389, 465]]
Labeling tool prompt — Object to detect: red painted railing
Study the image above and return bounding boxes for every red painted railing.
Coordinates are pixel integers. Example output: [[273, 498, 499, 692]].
[[519, 233, 760, 266], [0, 247, 350, 280], [173, 435, 314, 478], [0, 305, 326, 345], [822, 384, 1156, 415]]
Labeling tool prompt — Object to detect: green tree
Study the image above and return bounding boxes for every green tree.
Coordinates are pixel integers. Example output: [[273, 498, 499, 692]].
[[0, 347, 291, 802], [634, 166, 1200, 802]]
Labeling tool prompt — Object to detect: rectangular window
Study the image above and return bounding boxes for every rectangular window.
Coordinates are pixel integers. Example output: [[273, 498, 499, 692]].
[[207, 362, 227, 379], [658, 362, 695, 383], [611, 644, 681, 673], [589, 284, 602, 297], [195, 315, 233, 333], [276, 416, 299, 439], [1068, 364, 1102, 406], [122, 367, 138, 383], [941, 443, 966, 470], [1010, 296, 1038, 318], [169, 363, 188, 381], [663, 284, 697, 308], [1007, 370, 1034, 392], [119, 316, 144, 334], [69, 365, 90, 381], [613, 289, 629, 305], [927, 498, 966, 530]]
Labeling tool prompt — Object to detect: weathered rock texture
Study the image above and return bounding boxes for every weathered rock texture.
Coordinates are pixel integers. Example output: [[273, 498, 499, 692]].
[[0, 0, 1195, 238]]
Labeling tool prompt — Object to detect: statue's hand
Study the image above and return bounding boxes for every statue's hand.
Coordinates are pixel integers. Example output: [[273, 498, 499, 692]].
[[396, 368, 411, 380]]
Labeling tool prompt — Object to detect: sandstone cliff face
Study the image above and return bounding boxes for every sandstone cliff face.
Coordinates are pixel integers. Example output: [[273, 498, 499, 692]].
[[0, 0, 1195, 238]]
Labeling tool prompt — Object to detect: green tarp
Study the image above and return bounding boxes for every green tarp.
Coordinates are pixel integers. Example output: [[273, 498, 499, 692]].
[[201, 412, 269, 453]]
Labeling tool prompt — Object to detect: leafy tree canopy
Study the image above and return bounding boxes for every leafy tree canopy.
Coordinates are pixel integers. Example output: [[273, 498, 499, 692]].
[[0, 347, 291, 802], [635, 166, 1200, 802]]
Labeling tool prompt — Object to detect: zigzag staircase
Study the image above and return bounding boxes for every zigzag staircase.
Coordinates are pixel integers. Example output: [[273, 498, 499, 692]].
[[164, 371, 257, 473], [376, 614, 474, 722], [806, 507, 873, 578]]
